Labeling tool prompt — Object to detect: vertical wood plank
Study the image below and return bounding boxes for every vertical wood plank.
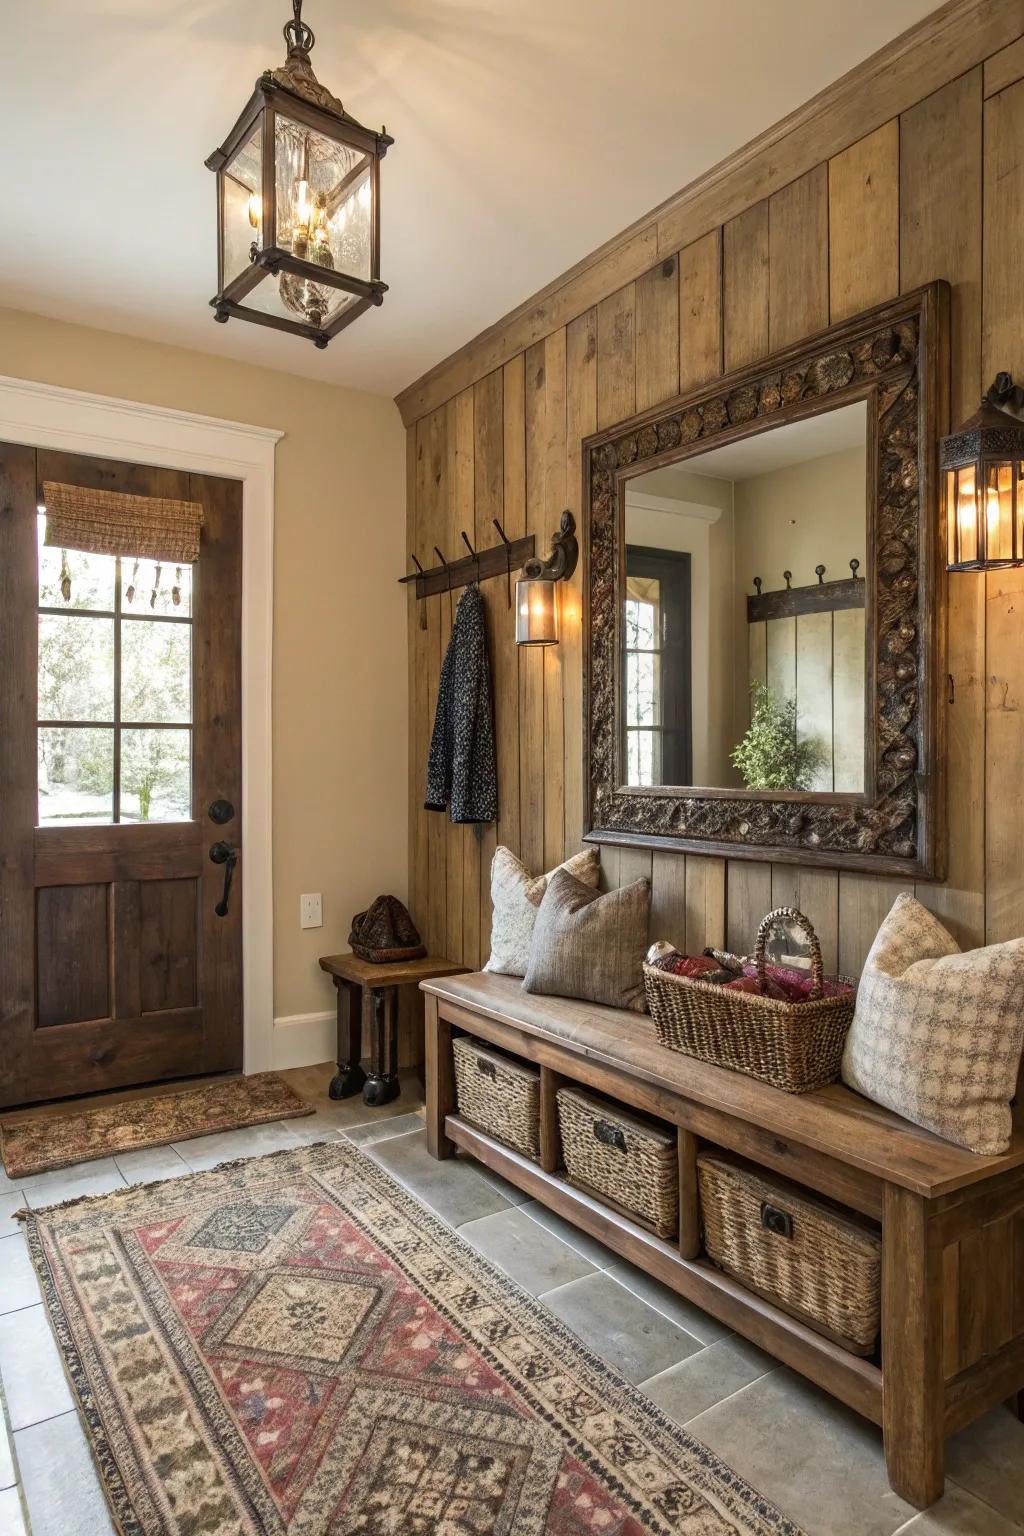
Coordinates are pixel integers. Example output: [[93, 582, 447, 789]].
[[677, 1128, 701, 1260], [679, 229, 722, 393], [650, 851, 687, 950], [564, 309, 598, 859], [618, 846, 653, 895], [539, 1065, 561, 1174], [901, 70, 984, 947], [636, 256, 680, 411], [837, 873, 908, 978], [828, 121, 900, 321], [726, 862, 772, 955], [497, 352, 525, 878], [986, 1216, 1016, 1355], [444, 390, 474, 962], [596, 283, 636, 430], [983, 80, 1024, 944], [418, 407, 447, 956], [542, 330, 568, 874], [685, 856, 727, 953], [474, 368, 504, 964], [768, 166, 828, 350], [520, 341, 548, 875], [723, 202, 769, 371], [942, 1242, 960, 1379], [407, 426, 429, 939]]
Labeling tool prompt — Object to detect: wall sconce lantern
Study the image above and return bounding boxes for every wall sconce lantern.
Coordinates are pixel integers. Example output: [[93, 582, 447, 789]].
[[516, 511, 579, 646], [945, 373, 1024, 570], [205, 0, 392, 349]]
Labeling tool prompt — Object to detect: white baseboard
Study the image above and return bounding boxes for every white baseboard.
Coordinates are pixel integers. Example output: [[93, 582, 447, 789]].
[[272, 1010, 335, 1071]]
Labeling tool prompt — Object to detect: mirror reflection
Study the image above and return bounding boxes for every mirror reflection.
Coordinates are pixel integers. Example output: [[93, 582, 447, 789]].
[[623, 400, 867, 794]]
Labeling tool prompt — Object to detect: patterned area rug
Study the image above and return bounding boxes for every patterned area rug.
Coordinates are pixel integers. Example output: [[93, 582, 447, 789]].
[[0, 1073, 313, 1178], [21, 1141, 803, 1535]]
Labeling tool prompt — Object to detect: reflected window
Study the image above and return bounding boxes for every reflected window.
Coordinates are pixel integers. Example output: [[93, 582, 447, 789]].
[[624, 547, 691, 786], [36, 514, 193, 825]]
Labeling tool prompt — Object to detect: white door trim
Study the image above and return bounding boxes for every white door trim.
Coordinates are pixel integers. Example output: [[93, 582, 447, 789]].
[[0, 373, 282, 1075]]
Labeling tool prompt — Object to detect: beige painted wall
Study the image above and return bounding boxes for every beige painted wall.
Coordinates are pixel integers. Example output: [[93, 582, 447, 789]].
[[0, 305, 407, 1030]]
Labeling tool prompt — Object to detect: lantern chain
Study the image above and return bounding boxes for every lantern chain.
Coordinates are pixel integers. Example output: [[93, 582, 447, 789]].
[[285, 0, 316, 54]]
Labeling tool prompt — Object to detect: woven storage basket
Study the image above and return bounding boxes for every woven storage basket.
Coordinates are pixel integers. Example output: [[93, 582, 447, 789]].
[[452, 1036, 540, 1159], [644, 906, 856, 1093], [556, 1086, 678, 1240], [698, 1152, 881, 1355]]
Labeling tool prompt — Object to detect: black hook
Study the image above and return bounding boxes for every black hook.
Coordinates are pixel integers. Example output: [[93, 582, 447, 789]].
[[850, 558, 861, 579], [493, 519, 513, 609], [753, 576, 762, 595], [783, 570, 792, 589], [410, 552, 424, 576], [815, 564, 826, 584], [461, 530, 481, 583]]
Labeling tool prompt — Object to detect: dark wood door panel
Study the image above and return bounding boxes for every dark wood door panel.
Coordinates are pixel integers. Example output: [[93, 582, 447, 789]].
[[35, 844, 203, 887], [36, 884, 110, 1028], [140, 878, 199, 1013], [26, 1011, 204, 1101]]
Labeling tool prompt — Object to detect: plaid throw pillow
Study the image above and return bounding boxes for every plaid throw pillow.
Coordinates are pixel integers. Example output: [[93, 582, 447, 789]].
[[483, 846, 600, 978], [841, 893, 1024, 1154]]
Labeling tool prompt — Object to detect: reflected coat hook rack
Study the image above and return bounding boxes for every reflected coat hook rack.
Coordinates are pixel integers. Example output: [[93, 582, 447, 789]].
[[399, 523, 536, 603]]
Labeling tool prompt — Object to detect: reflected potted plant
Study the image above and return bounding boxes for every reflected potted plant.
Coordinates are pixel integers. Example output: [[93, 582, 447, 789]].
[[731, 683, 826, 791]]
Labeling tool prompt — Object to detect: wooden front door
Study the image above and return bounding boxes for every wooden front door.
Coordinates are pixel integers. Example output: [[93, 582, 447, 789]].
[[0, 443, 243, 1107]]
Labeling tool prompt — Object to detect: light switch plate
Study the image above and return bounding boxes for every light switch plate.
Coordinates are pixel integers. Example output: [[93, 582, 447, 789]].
[[300, 892, 323, 929]]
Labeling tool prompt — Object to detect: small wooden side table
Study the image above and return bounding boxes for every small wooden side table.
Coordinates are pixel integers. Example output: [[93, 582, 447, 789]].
[[318, 951, 470, 1107]]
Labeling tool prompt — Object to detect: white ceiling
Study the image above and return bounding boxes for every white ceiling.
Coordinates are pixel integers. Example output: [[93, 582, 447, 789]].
[[1, 1, 937, 400]]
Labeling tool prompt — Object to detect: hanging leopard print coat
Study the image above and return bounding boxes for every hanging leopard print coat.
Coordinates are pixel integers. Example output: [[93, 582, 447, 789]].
[[425, 583, 497, 824]]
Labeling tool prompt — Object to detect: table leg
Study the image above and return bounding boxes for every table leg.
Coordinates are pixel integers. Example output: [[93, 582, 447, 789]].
[[328, 978, 366, 1100], [363, 986, 401, 1107], [882, 1184, 945, 1508]]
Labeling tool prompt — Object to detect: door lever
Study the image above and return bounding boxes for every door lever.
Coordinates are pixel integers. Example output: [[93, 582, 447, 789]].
[[209, 840, 239, 917]]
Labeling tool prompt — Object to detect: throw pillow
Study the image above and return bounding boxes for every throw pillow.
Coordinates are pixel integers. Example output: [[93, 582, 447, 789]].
[[484, 845, 600, 977], [523, 867, 651, 1012], [841, 893, 1024, 1155]]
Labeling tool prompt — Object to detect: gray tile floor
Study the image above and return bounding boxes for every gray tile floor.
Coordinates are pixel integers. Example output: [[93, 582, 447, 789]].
[[1, 1104, 1022, 1536]]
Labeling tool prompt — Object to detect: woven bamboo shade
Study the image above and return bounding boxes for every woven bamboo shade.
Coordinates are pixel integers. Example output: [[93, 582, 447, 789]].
[[42, 482, 204, 564]]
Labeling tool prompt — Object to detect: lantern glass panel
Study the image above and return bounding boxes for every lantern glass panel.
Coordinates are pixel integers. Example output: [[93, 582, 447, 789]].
[[241, 273, 362, 329], [946, 468, 957, 567], [955, 465, 978, 565], [985, 462, 1014, 563], [274, 115, 372, 283], [1018, 463, 1024, 559], [222, 124, 262, 288], [516, 578, 557, 645]]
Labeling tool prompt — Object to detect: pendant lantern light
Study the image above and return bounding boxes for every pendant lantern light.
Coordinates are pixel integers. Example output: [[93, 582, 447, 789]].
[[205, 0, 392, 349]]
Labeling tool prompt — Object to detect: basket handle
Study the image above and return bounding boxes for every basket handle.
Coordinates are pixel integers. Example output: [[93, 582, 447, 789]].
[[754, 906, 823, 1001]]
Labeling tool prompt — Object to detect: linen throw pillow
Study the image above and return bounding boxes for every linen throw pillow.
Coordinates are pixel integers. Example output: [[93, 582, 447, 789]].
[[841, 893, 1024, 1155], [523, 867, 651, 1012], [484, 845, 600, 977]]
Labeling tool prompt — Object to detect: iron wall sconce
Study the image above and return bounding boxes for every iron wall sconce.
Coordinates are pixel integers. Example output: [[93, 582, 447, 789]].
[[516, 510, 579, 646], [945, 372, 1024, 570]]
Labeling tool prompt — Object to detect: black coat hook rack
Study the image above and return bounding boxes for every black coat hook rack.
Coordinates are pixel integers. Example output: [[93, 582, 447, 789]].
[[398, 523, 535, 601], [746, 558, 867, 623]]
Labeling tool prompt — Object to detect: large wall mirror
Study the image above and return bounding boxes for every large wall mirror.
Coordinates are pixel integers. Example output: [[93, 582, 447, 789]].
[[584, 284, 948, 877]]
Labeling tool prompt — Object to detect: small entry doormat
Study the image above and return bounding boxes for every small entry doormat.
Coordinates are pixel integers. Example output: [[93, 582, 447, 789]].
[[21, 1141, 803, 1536], [0, 1072, 313, 1178]]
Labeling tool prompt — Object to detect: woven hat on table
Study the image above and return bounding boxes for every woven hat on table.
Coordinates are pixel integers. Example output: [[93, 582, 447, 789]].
[[349, 895, 426, 963]]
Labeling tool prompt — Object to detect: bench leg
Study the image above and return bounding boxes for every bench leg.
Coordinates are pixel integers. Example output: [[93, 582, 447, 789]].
[[328, 979, 366, 1100], [424, 993, 455, 1159], [882, 1184, 945, 1509], [363, 987, 401, 1107]]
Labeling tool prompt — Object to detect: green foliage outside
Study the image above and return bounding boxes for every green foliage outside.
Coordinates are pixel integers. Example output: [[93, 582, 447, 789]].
[[731, 682, 827, 791]]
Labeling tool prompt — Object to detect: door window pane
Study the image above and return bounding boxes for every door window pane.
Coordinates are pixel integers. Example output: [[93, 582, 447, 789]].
[[38, 615, 115, 721], [121, 558, 192, 617], [121, 621, 192, 723], [38, 727, 114, 823], [119, 728, 191, 822], [37, 514, 116, 611]]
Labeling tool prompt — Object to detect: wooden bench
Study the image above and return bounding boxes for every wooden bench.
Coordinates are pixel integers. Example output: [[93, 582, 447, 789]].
[[421, 970, 1024, 1510]]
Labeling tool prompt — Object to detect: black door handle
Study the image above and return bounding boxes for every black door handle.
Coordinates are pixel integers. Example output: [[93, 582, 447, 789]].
[[210, 840, 239, 917]]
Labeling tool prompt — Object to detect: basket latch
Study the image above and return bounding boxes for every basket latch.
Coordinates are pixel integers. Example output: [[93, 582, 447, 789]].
[[594, 1119, 627, 1152], [476, 1058, 496, 1079], [760, 1201, 794, 1239]]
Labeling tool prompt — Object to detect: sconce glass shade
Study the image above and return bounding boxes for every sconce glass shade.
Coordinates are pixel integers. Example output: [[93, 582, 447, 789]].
[[944, 400, 1024, 570], [206, 4, 392, 349], [516, 577, 558, 645]]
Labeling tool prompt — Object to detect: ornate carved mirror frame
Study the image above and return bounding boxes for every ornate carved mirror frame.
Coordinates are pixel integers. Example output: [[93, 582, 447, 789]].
[[582, 283, 949, 879]]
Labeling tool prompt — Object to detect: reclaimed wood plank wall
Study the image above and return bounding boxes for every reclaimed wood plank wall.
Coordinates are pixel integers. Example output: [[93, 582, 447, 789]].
[[404, 10, 1024, 976]]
